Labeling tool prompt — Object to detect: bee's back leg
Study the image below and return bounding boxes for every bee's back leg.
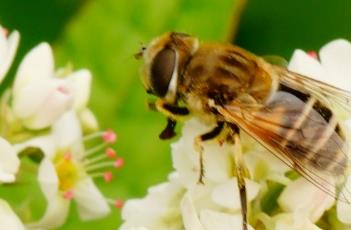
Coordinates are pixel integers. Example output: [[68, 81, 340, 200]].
[[194, 122, 224, 184], [232, 129, 248, 230]]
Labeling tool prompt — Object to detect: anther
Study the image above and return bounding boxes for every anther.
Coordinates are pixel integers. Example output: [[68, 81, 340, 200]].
[[114, 199, 123, 209], [63, 190, 74, 200], [102, 129, 117, 143], [64, 151, 72, 161], [307, 50, 318, 59], [106, 148, 117, 158], [103, 171, 113, 182], [113, 158, 124, 168]]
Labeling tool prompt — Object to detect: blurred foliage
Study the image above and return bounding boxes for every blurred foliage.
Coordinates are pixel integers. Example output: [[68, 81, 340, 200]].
[[236, 0, 351, 58], [1, 0, 351, 228]]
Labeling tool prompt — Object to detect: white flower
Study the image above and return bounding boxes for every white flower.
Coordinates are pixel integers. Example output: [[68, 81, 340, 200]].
[[120, 173, 185, 230], [278, 177, 334, 222], [289, 39, 351, 92], [12, 43, 92, 130], [121, 119, 259, 230], [0, 199, 25, 230], [273, 212, 322, 230], [0, 137, 20, 183], [15, 111, 119, 229], [0, 26, 19, 83]]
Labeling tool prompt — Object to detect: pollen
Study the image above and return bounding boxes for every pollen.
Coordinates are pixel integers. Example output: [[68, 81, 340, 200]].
[[54, 151, 80, 192]]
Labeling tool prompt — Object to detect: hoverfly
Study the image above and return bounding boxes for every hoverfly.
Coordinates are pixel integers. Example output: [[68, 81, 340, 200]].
[[136, 32, 351, 230]]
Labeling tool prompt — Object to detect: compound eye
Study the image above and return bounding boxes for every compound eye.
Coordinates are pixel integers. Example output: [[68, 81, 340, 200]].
[[150, 47, 176, 97]]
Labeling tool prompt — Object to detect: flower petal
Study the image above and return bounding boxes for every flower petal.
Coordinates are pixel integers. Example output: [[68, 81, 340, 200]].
[[38, 158, 59, 200], [13, 79, 57, 118], [319, 39, 351, 91], [79, 108, 99, 132], [278, 177, 334, 222], [26, 195, 70, 229], [336, 175, 351, 224], [199, 209, 254, 230], [211, 178, 260, 210], [0, 137, 20, 183], [172, 119, 232, 187], [180, 193, 204, 230], [14, 135, 56, 159], [121, 175, 185, 229], [13, 78, 74, 129], [74, 178, 110, 220], [13, 43, 54, 94], [274, 212, 322, 230], [288, 49, 325, 82], [67, 69, 92, 110], [0, 30, 19, 83], [52, 111, 82, 150], [0, 199, 25, 230]]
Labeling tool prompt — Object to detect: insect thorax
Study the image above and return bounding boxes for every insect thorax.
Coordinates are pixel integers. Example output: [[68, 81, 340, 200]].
[[178, 43, 274, 118]]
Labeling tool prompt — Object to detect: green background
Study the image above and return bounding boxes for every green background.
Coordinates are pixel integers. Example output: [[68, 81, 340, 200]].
[[0, 0, 350, 229]]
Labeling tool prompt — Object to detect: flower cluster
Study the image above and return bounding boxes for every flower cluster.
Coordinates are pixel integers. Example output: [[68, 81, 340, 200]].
[[0, 25, 123, 229], [121, 39, 351, 230]]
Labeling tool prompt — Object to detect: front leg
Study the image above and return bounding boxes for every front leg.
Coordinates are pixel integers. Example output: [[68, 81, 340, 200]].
[[154, 99, 190, 120], [148, 99, 190, 140], [194, 122, 224, 184]]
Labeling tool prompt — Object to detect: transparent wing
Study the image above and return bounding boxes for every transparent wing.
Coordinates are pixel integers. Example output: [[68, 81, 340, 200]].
[[218, 90, 351, 203], [275, 67, 351, 114]]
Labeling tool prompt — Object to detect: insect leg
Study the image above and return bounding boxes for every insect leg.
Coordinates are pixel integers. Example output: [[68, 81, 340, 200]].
[[232, 128, 248, 230], [194, 122, 224, 184], [155, 99, 190, 120], [159, 118, 177, 140], [149, 99, 190, 140]]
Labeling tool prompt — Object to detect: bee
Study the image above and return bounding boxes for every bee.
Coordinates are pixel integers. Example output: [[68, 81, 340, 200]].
[[136, 32, 351, 230]]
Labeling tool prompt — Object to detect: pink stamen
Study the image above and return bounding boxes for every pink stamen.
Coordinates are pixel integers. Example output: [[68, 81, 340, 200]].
[[307, 50, 318, 59], [103, 171, 113, 182], [63, 190, 74, 200], [113, 158, 124, 168], [102, 129, 117, 143], [114, 199, 123, 209], [105, 148, 117, 159], [64, 151, 72, 161]]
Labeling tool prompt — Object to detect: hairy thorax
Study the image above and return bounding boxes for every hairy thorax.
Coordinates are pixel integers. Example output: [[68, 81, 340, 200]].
[[178, 43, 276, 123]]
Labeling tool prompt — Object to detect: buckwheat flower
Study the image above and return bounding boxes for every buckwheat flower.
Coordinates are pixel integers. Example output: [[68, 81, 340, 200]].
[[12, 43, 92, 130], [288, 39, 351, 92], [278, 177, 334, 222], [121, 118, 260, 230], [0, 25, 19, 83], [15, 111, 123, 229], [0, 137, 20, 183], [0, 199, 25, 230]]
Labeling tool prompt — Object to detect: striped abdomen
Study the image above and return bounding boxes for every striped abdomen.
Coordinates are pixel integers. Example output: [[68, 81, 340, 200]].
[[263, 84, 349, 176]]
